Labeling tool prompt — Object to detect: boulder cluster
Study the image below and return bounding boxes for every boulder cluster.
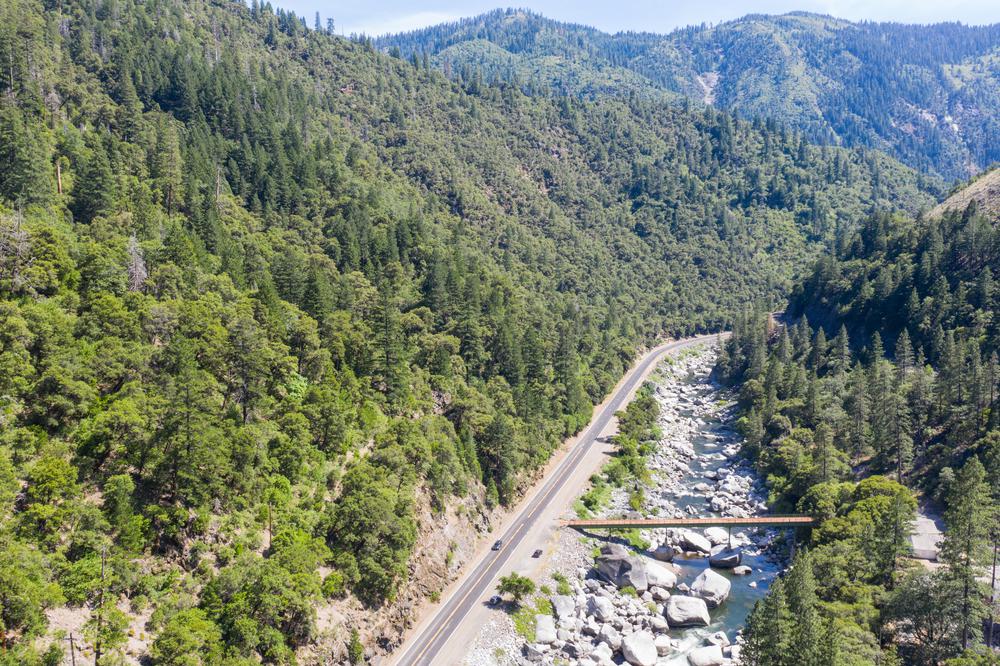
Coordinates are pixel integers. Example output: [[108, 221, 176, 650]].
[[522, 542, 740, 665], [509, 350, 777, 666]]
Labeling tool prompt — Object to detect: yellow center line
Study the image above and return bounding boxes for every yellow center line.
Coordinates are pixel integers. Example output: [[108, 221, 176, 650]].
[[408, 520, 530, 665]]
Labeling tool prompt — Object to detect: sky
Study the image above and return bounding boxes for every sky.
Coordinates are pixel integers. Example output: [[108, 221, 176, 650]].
[[273, 0, 999, 37]]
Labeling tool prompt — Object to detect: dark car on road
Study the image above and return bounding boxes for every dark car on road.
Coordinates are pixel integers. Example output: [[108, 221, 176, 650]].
[[491, 539, 503, 551], [532, 549, 543, 558], [488, 595, 502, 606]]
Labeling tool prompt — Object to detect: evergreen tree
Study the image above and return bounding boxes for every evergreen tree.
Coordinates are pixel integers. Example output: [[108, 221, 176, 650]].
[[940, 457, 993, 650], [72, 137, 115, 222], [785, 551, 823, 666], [743, 578, 791, 666]]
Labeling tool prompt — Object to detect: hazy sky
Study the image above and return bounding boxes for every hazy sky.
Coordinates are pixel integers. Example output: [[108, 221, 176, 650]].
[[274, 0, 999, 37]]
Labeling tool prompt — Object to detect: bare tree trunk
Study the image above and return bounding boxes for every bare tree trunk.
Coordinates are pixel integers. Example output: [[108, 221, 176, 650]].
[[95, 547, 106, 665], [989, 539, 998, 648]]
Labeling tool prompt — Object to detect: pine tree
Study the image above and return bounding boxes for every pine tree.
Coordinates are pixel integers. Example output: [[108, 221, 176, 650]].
[[785, 551, 823, 665], [72, 137, 115, 222], [374, 263, 407, 407], [869, 360, 894, 469], [895, 329, 914, 375], [909, 353, 934, 455], [743, 578, 791, 666], [831, 325, 850, 376], [810, 327, 827, 372], [847, 364, 871, 459], [0, 103, 51, 204], [940, 457, 993, 650], [890, 377, 914, 483], [152, 118, 184, 215]]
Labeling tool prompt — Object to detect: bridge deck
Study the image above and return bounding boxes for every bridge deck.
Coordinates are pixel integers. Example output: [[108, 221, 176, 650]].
[[563, 515, 814, 529]]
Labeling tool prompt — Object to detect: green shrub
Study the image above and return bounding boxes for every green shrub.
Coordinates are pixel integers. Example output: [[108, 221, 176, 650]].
[[552, 572, 572, 596], [348, 628, 364, 664], [322, 571, 346, 599]]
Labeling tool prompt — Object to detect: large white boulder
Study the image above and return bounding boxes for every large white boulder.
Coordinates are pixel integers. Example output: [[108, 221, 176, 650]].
[[692, 570, 731, 609], [645, 561, 677, 589], [622, 630, 658, 666], [687, 644, 725, 666], [649, 614, 669, 632], [708, 546, 742, 569], [679, 530, 712, 554], [534, 614, 557, 644], [650, 586, 671, 601], [665, 596, 710, 627], [598, 623, 622, 650], [587, 595, 616, 622], [654, 634, 672, 656], [703, 527, 729, 546], [595, 549, 649, 592], [591, 642, 615, 664], [551, 595, 575, 620], [650, 543, 675, 562]]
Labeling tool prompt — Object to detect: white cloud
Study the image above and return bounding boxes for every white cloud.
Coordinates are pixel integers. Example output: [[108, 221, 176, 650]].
[[343, 10, 462, 37]]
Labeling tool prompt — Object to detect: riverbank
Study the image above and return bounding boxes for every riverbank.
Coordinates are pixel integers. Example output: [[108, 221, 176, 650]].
[[463, 345, 787, 666]]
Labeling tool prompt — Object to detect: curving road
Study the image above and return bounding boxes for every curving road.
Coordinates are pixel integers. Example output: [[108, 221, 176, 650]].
[[390, 334, 720, 666]]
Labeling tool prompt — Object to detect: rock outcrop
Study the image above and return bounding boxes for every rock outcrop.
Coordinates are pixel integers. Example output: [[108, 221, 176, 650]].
[[664, 595, 710, 627], [679, 530, 712, 554], [621, 631, 658, 666], [708, 546, 741, 568], [688, 644, 725, 666], [692, 569, 731, 608], [594, 546, 648, 592], [534, 614, 557, 644]]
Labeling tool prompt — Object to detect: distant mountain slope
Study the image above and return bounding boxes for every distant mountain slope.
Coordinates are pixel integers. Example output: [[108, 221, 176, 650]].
[[379, 9, 1000, 182], [931, 167, 1000, 220]]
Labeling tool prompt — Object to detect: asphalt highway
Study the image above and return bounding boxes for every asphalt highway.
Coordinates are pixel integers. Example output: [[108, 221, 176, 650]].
[[391, 334, 719, 666]]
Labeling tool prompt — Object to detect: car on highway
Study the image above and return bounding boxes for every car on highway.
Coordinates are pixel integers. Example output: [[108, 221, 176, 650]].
[[487, 595, 502, 606], [491, 539, 503, 551], [532, 549, 543, 558]]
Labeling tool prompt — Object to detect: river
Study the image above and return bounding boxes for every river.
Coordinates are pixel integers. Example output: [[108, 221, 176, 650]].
[[643, 346, 783, 660]]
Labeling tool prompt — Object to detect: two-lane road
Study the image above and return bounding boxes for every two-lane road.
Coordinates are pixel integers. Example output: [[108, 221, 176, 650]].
[[391, 334, 720, 666]]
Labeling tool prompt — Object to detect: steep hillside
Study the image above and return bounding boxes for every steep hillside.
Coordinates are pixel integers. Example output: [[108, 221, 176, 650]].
[[716, 192, 1000, 662], [0, 0, 938, 663], [931, 167, 1000, 220], [380, 9, 1000, 182]]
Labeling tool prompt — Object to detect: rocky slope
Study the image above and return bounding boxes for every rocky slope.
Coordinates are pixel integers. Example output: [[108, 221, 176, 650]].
[[930, 167, 1000, 221]]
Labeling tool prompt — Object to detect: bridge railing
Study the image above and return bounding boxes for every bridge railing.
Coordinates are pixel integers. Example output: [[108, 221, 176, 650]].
[[562, 515, 815, 529]]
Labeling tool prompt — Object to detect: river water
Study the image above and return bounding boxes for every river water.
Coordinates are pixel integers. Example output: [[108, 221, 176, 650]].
[[644, 349, 784, 661]]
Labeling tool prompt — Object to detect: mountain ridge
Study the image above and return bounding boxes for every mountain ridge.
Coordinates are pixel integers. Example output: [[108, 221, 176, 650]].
[[378, 8, 1000, 182]]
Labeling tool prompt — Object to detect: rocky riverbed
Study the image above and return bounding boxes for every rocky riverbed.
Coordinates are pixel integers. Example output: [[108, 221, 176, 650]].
[[464, 345, 785, 666]]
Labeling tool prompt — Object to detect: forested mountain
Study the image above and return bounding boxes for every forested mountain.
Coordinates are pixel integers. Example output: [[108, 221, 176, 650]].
[[0, 0, 940, 663], [379, 9, 1000, 182], [716, 181, 1000, 662]]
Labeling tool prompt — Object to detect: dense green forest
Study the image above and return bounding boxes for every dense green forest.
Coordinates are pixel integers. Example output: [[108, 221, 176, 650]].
[[716, 200, 1000, 663], [379, 10, 1000, 182], [0, 0, 943, 662]]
